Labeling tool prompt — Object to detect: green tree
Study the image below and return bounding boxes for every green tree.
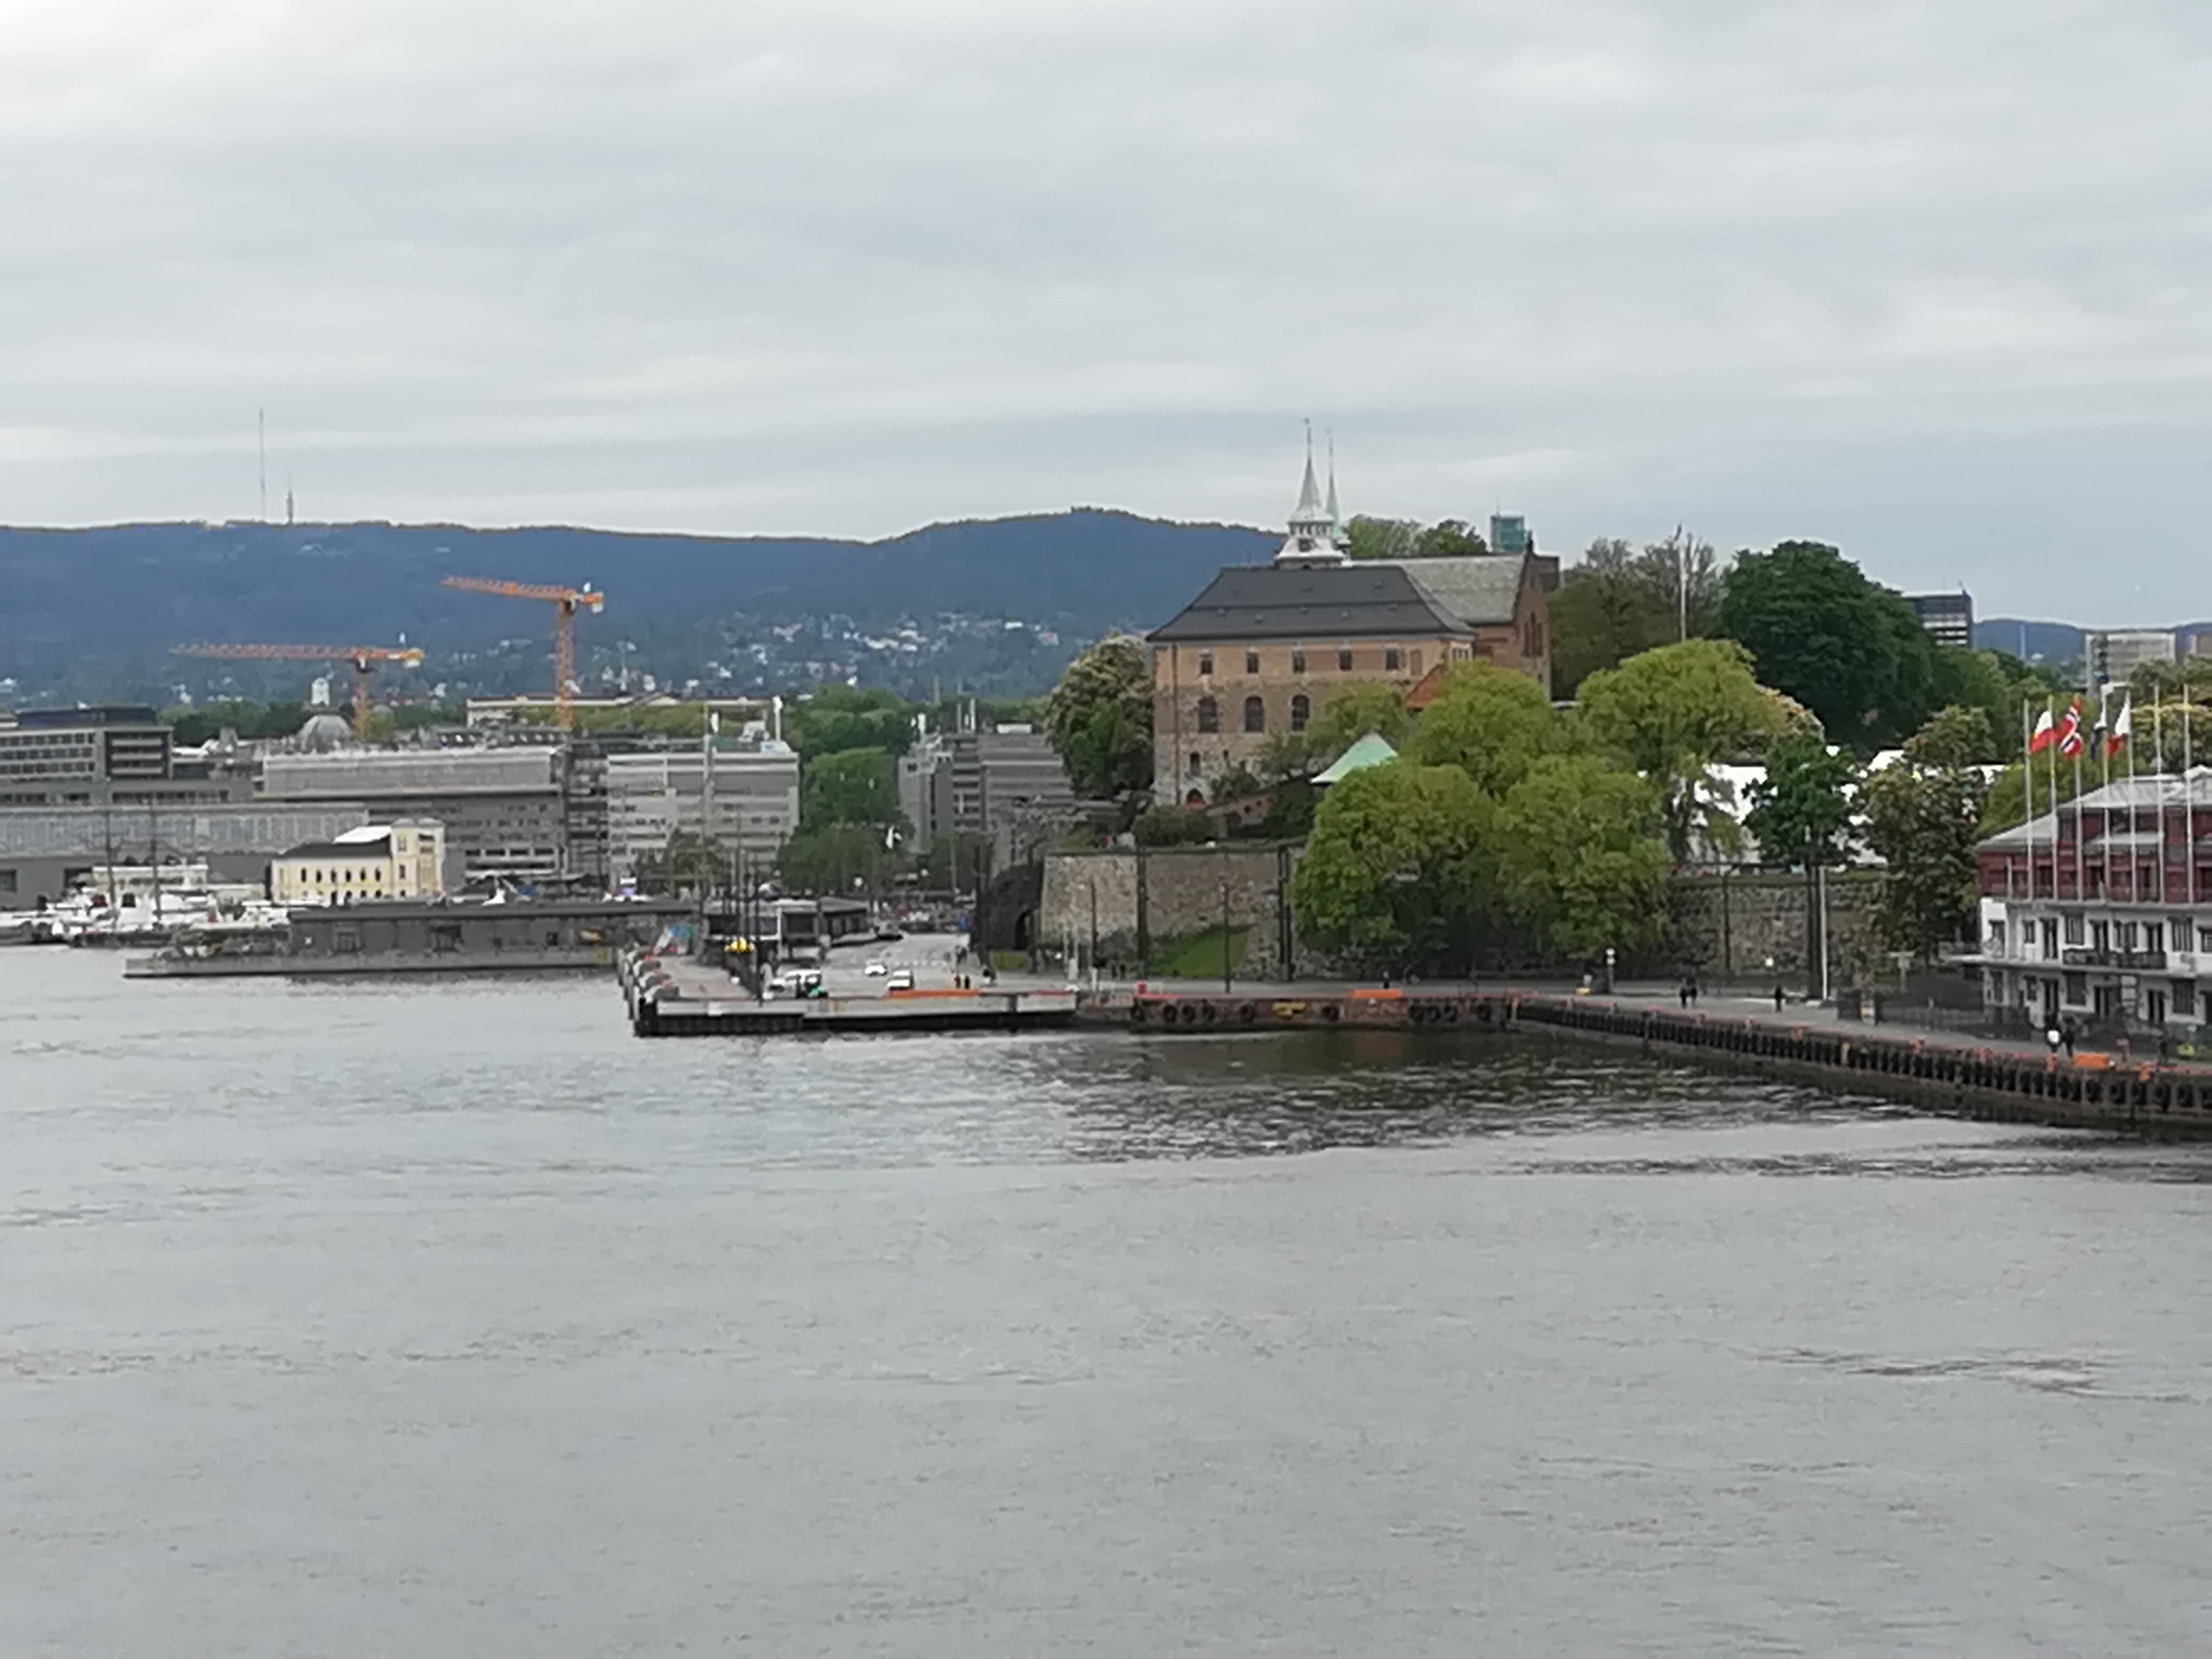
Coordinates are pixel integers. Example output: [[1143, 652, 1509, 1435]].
[[1573, 639, 1786, 864], [1342, 516, 1419, 560], [1745, 736, 1861, 870], [1718, 541, 1935, 750], [802, 746, 899, 827], [1863, 707, 1994, 964], [1548, 532, 1728, 697], [1405, 661, 1559, 798], [1492, 756, 1672, 960], [779, 822, 894, 894], [787, 686, 914, 759], [1289, 762, 1493, 968], [1043, 634, 1152, 799], [1411, 518, 1489, 557], [1746, 735, 1863, 994]]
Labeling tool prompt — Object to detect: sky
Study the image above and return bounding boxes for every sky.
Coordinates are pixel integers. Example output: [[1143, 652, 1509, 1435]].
[[3, 0, 2209, 621]]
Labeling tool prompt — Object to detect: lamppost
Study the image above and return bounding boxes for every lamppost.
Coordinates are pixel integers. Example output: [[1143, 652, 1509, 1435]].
[[1088, 875, 1099, 992], [1603, 945, 1617, 995], [1220, 855, 1233, 994]]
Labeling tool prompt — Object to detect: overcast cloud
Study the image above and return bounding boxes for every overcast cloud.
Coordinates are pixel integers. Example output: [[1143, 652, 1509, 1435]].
[[3, 0, 2208, 619]]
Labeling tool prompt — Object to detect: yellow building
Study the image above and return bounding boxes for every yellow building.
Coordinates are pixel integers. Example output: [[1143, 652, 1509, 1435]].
[[271, 820, 445, 906]]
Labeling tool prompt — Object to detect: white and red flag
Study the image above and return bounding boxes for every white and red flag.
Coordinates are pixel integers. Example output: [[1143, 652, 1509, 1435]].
[[2028, 706, 2057, 754], [2107, 695, 2133, 758]]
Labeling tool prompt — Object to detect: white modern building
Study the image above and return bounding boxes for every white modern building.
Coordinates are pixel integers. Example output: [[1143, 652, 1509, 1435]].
[[605, 740, 800, 879]]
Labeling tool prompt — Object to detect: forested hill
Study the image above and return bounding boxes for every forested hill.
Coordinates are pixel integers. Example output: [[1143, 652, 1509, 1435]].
[[0, 509, 1276, 703]]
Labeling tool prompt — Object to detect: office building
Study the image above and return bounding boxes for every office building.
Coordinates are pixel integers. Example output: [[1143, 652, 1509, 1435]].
[[260, 748, 560, 884], [604, 740, 800, 880], [1905, 591, 1975, 652]]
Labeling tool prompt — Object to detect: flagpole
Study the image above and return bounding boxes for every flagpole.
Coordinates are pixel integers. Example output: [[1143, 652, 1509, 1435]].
[[2100, 687, 2113, 904], [2022, 698, 2036, 904], [2073, 738, 2084, 901], [2187, 698, 2198, 911], [2154, 695, 2166, 908]]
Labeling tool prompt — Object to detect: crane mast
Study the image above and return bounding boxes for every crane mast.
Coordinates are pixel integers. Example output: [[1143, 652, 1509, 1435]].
[[441, 577, 604, 729]]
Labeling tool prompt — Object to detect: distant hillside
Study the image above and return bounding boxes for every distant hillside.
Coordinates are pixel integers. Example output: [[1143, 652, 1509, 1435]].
[[1977, 618, 2212, 670], [0, 510, 1276, 705]]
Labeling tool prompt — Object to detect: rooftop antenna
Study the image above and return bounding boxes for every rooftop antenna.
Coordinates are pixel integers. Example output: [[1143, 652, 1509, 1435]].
[[257, 408, 268, 523]]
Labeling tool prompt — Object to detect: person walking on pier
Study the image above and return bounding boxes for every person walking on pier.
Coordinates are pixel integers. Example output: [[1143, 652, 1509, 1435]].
[[1773, 983, 1786, 1014]]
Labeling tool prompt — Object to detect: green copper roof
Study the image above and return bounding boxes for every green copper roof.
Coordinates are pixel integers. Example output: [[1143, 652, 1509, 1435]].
[[1312, 731, 1399, 785]]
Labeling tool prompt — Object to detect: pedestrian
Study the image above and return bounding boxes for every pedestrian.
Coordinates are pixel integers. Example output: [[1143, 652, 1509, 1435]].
[[2060, 1017, 2076, 1060], [1773, 983, 1785, 1014], [2045, 1024, 2062, 1060], [1688, 978, 1700, 1008], [1678, 981, 1691, 1010]]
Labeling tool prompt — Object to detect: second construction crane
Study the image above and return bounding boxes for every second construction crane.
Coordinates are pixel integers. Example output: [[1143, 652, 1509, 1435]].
[[442, 576, 604, 730], [172, 643, 425, 740]]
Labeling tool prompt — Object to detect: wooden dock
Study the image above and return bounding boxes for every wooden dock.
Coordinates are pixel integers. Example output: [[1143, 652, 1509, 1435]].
[[621, 952, 1079, 1037]]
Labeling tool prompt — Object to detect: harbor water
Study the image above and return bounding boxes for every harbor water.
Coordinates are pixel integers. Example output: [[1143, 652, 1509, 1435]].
[[6, 949, 2211, 1653]]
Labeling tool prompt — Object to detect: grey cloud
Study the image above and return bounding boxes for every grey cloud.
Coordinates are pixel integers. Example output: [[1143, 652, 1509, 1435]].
[[3, 0, 2209, 620]]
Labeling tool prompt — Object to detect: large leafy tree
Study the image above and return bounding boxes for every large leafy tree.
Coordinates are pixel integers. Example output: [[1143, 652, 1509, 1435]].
[[1548, 532, 1728, 697], [1718, 541, 1935, 750], [787, 686, 914, 759], [1745, 737, 1861, 870], [1405, 661, 1559, 798], [1573, 639, 1787, 864], [1493, 756, 1672, 960], [1863, 706, 1994, 964], [801, 746, 899, 827], [1343, 516, 1490, 560], [779, 822, 894, 894], [1258, 681, 1415, 782], [1044, 635, 1152, 800], [1289, 762, 1494, 967]]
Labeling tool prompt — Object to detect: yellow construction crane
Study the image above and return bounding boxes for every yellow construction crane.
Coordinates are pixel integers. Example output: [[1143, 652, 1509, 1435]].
[[172, 643, 426, 740], [442, 576, 604, 730]]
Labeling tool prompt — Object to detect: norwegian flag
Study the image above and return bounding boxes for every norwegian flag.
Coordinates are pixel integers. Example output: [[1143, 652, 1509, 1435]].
[[2055, 699, 2085, 759]]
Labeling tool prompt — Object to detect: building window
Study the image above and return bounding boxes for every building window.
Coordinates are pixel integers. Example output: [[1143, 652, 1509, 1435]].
[[2092, 920, 2110, 952], [1290, 694, 1310, 732], [2200, 927, 2212, 955], [1987, 920, 2006, 953], [1384, 647, 1402, 672], [2040, 919, 2058, 957], [2121, 921, 2139, 951], [1411, 649, 1423, 675], [2145, 922, 2165, 953], [1242, 695, 1265, 734], [1290, 647, 1307, 675], [2065, 972, 2087, 1004], [1189, 752, 1201, 774], [2063, 913, 2083, 945], [1245, 649, 1260, 675], [1337, 647, 1353, 672], [1198, 650, 1213, 677], [1196, 696, 1219, 734], [2176, 980, 2199, 1018]]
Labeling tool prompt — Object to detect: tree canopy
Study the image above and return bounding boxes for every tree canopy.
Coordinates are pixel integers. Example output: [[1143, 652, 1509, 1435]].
[[1717, 540, 1935, 751], [1863, 707, 1994, 964], [1288, 762, 1494, 964], [1043, 634, 1152, 800], [1548, 531, 1727, 698], [1343, 516, 1489, 560], [1745, 736, 1860, 870], [801, 745, 899, 828], [787, 686, 913, 759], [1492, 756, 1672, 959], [1404, 661, 1559, 799], [1573, 639, 1786, 863]]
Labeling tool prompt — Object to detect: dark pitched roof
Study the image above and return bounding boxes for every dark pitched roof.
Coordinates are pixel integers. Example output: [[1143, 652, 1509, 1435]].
[[1150, 563, 1467, 642], [1383, 556, 1531, 627], [279, 834, 392, 860]]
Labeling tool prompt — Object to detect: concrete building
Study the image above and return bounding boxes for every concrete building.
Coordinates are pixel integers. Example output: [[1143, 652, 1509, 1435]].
[[1148, 448, 1554, 805], [2084, 630, 2179, 688], [260, 748, 562, 884], [900, 725, 1077, 860], [271, 821, 447, 906], [0, 801, 372, 907], [1962, 769, 2212, 1035], [604, 740, 800, 880], [0, 704, 249, 810], [1905, 591, 1975, 652]]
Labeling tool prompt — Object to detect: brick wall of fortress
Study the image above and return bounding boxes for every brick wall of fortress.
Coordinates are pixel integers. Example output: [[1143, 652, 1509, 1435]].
[[1040, 849, 1887, 984]]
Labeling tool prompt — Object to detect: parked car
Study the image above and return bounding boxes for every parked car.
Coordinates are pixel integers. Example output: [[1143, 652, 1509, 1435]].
[[863, 960, 888, 976], [885, 969, 914, 992]]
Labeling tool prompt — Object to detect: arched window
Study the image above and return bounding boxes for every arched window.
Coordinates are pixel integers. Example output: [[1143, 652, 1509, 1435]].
[[1185, 788, 1206, 807], [1242, 695, 1266, 734], [1290, 694, 1310, 732], [1195, 695, 1219, 734]]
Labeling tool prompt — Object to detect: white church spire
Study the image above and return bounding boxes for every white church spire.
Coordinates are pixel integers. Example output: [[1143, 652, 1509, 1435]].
[[1276, 420, 1349, 566]]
